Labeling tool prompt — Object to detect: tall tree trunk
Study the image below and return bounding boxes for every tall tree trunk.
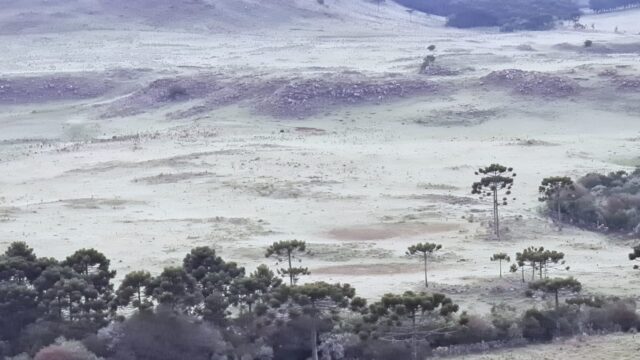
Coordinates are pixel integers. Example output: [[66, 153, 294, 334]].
[[499, 259, 502, 278], [531, 262, 536, 281], [311, 322, 319, 360], [493, 189, 500, 239], [539, 261, 544, 279], [555, 290, 559, 310], [412, 314, 417, 360], [521, 266, 525, 283], [424, 252, 428, 287], [556, 190, 562, 224], [287, 250, 293, 286]]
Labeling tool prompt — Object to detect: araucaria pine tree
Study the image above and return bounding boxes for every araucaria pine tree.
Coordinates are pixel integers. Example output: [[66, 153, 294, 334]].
[[472, 164, 516, 240], [271, 282, 361, 360], [365, 291, 459, 360], [538, 176, 574, 227], [407, 242, 442, 287], [490, 253, 510, 278], [529, 277, 581, 309], [265, 240, 309, 285]]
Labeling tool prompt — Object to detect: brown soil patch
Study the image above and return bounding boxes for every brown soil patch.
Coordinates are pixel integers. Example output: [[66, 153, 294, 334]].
[[326, 222, 459, 240]]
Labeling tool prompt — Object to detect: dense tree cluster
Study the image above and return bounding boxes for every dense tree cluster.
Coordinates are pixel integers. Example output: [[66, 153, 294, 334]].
[[396, 0, 581, 31], [0, 239, 638, 360], [589, 0, 640, 12], [511, 246, 568, 283], [539, 169, 640, 235]]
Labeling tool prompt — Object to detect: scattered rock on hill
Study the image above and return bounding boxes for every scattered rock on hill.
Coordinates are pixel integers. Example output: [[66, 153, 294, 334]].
[[481, 69, 579, 97]]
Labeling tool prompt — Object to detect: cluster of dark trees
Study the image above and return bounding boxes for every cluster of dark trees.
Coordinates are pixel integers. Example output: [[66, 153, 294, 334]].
[[1, 238, 639, 360], [395, 0, 581, 31], [470, 163, 640, 237], [589, 0, 640, 12], [539, 169, 640, 235]]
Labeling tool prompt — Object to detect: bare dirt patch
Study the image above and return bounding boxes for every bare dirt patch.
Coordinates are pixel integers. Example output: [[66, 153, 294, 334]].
[[326, 222, 460, 241]]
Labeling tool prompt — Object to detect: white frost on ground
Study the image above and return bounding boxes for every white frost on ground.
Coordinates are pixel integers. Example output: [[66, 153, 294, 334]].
[[0, 0, 639, 334]]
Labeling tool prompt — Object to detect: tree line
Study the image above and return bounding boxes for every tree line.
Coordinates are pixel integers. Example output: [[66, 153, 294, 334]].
[[395, 0, 581, 31], [589, 0, 640, 12], [0, 236, 638, 360]]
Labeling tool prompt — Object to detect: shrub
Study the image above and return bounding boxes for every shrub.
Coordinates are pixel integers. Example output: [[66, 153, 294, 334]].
[[344, 340, 413, 360], [544, 169, 640, 234], [522, 309, 555, 341], [583, 298, 640, 332], [440, 314, 498, 345], [108, 309, 228, 360]]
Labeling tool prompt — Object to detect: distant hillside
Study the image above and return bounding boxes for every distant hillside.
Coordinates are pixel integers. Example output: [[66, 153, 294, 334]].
[[0, 0, 420, 34]]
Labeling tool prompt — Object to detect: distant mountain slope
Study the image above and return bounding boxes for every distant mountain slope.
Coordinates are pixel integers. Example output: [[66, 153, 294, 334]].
[[0, 0, 423, 34]]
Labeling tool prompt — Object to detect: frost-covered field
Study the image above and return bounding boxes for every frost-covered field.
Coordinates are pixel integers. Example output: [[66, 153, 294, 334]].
[[1, 1, 640, 355]]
